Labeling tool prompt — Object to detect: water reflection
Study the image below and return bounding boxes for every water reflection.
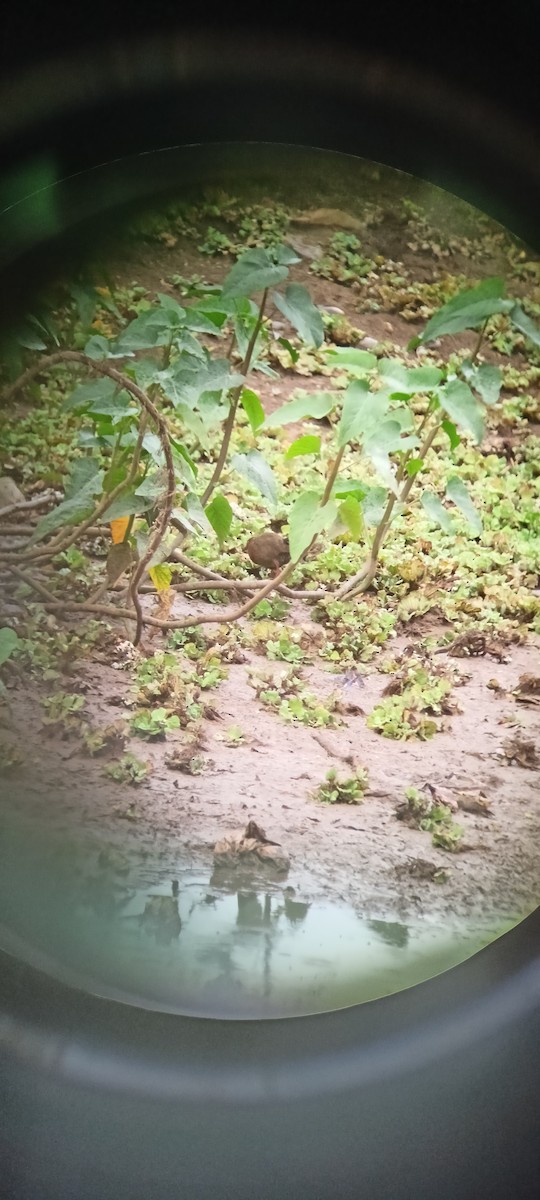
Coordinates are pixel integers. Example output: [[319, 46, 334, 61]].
[[0, 820, 520, 1018]]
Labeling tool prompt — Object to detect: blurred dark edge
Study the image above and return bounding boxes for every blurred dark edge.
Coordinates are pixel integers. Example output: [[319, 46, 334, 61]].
[[1, 31, 540, 330]]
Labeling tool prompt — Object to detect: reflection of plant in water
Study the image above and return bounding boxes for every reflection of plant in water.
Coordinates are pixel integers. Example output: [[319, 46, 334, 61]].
[[368, 919, 409, 949]]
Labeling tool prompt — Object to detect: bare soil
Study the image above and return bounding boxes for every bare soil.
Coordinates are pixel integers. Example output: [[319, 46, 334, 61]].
[[1, 162, 539, 933]]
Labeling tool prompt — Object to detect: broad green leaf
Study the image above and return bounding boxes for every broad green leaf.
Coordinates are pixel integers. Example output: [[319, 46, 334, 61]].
[[418, 277, 512, 343], [162, 354, 244, 410], [442, 419, 460, 450], [325, 347, 378, 374], [102, 487, 154, 521], [230, 450, 278, 506], [406, 365, 444, 390], [277, 337, 299, 363], [222, 249, 289, 297], [360, 487, 390, 527], [173, 401, 211, 449], [337, 379, 389, 448], [183, 493, 213, 533], [84, 334, 130, 360], [65, 457, 103, 501], [460, 361, 502, 407], [271, 284, 324, 348], [264, 390, 337, 427], [0, 627, 20, 668], [240, 388, 265, 433], [205, 495, 233, 548], [338, 495, 363, 542], [377, 359, 410, 392], [406, 458, 424, 478], [288, 492, 338, 560], [170, 438, 198, 487], [30, 467, 104, 544], [285, 435, 321, 459], [509, 303, 540, 349], [64, 379, 134, 421], [333, 478, 368, 500], [446, 476, 482, 535], [271, 245, 301, 266], [115, 309, 176, 351], [182, 307, 224, 335], [439, 379, 485, 443], [376, 358, 442, 394], [421, 491, 455, 533]]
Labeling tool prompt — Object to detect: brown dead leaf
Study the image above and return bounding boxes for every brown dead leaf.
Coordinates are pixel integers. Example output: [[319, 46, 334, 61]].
[[502, 737, 539, 769], [455, 790, 493, 816]]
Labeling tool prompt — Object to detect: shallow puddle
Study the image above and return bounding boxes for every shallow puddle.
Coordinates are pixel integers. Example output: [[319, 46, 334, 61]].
[[0, 850, 519, 1018]]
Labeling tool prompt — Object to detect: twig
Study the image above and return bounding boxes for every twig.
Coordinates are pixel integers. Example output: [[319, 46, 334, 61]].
[[0, 492, 57, 519], [5, 563, 61, 606]]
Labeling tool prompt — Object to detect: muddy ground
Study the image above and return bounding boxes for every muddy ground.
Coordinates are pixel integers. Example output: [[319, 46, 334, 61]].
[[0, 155, 539, 941]]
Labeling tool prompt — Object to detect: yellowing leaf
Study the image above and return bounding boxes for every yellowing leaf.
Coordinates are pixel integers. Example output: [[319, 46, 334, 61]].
[[110, 517, 130, 545], [148, 563, 173, 592]]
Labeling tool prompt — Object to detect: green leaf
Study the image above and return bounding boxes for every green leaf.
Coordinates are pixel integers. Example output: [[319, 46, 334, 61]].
[[170, 438, 198, 488], [240, 388, 265, 433], [460, 361, 502, 407], [183, 493, 213, 534], [325, 347, 378, 375], [509, 302, 540, 349], [363, 421, 418, 495], [230, 450, 278, 506], [418, 277, 512, 343], [0, 627, 20, 668], [84, 334, 130, 361], [271, 284, 324, 348], [271, 245, 301, 266], [277, 337, 299, 363], [264, 390, 337, 427], [64, 379, 129, 417], [288, 492, 338, 560], [102, 488, 153, 521], [360, 487, 389, 527], [442, 419, 460, 450], [406, 458, 424, 478], [338, 495, 363, 541], [285, 435, 321, 459], [65, 457, 103, 501], [440, 379, 485, 443], [377, 358, 442, 394], [222, 249, 289, 297], [337, 380, 390, 448], [115, 301, 186, 350], [446, 476, 482, 535], [70, 283, 98, 330], [205, 495, 233, 548], [30, 466, 104, 544], [333, 479, 368, 500], [421, 491, 455, 533]]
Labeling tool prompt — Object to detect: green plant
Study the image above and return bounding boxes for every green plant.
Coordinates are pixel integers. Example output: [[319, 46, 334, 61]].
[[315, 766, 369, 804], [266, 276, 540, 603], [368, 665, 454, 740], [251, 666, 339, 727], [399, 786, 464, 850], [311, 234, 374, 284], [222, 724, 245, 746], [41, 691, 86, 730], [130, 707, 181, 739], [105, 752, 150, 784]]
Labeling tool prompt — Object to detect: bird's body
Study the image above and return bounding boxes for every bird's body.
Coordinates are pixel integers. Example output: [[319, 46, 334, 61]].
[[245, 532, 290, 573]]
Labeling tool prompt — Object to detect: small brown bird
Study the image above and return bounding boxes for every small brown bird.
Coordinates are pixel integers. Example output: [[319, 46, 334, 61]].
[[245, 532, 290, 573]]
